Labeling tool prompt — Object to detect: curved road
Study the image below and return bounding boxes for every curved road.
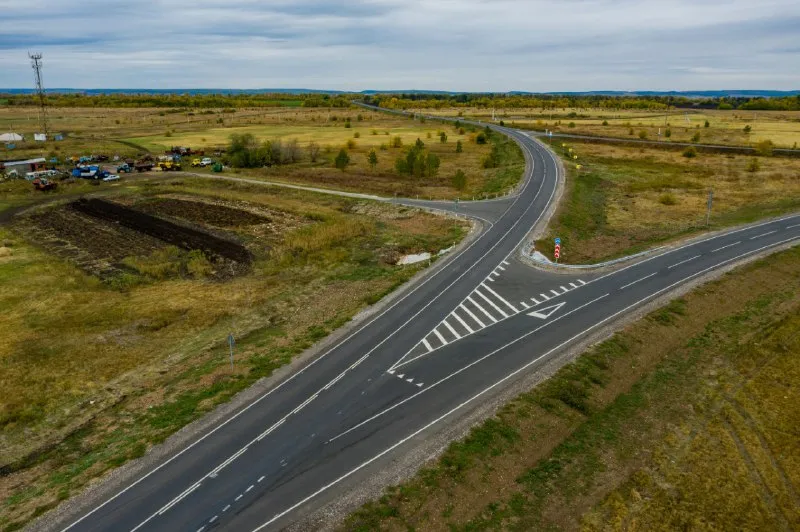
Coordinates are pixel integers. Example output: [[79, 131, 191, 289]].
[[55, 124, 799, 532]]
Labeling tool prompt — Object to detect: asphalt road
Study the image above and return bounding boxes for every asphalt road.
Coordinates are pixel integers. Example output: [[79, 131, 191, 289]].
[[56, 124, 799, 532]]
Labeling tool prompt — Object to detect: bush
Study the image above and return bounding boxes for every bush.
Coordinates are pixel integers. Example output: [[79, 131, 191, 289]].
[[456, 140, 463, 153], [691, 132, 701, 143], [346, 139, 357, 149], [440, 132, 448, 143], [451, 169, 467, 191], [755, 140, 774, 156], [746, 158, 760, 172], [704, 120, 710, 128], [638, 130, 647, 139], [334, 148, 350, 171], [395, 144, 440, 179], [476, 133, 488, 144], [658, 193, 677, 205], [628, 128, 634, 135], [743, 125, 752, 134], [164, 131, 172, 138], [344, 121, 351, 129], [602, 120, 608, 126], [568, 122, 576, 128], [683, 146, 697, 158], [353, 132, 360, 138], [391, 136, 403, 148]]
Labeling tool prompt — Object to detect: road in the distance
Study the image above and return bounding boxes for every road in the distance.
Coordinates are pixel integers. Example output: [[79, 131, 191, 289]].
[[56, 119, 799, 531]]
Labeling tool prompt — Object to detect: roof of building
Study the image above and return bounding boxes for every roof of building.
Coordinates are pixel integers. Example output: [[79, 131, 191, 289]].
[[1, 157, 46, 166]]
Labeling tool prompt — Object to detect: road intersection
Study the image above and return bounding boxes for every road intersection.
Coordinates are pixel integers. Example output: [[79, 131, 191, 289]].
[[54, 121, 799, 532]]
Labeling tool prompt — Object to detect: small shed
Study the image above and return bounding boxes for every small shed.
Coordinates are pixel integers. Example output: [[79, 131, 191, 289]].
[[1, 157, 47, 174]]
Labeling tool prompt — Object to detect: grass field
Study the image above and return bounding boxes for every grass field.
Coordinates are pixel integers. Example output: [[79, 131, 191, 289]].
[[344, 245, 800, 531], [1, 106, 522, 199], [0, 177, 469, 531], [417, 107, 800, 149], [533, 139, 800, 263]]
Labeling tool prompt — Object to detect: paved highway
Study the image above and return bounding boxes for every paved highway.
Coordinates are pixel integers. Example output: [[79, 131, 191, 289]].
[[55, 123, 799, 532]]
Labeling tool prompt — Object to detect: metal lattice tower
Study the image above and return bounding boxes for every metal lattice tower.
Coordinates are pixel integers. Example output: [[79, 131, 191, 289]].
[[29, 53, 49, 137]]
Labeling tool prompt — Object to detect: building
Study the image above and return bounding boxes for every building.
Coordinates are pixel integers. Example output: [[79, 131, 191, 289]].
[[1, 157, 46, 175], [0, 133, 24, 143]]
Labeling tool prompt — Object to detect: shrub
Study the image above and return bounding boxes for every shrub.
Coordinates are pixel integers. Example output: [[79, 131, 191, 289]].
[[704, 120, 710, 128], [346, 139, 357, 149], [440, 132, 448, 143], [334, 148, 350, 171], [602, 120, 608, 126], [628, 128, 634, 135], [476, 133, 488, 144], [683, 146, 697, 158], [353, 132, 360, 138], [568, 122, 576, 128], [451, 169, 467, 191], [638, 130, 648, 139], [746, 158, 760, 172], [691, 132, 701, 143], [743, 125, 752, 134], [344, 121, 351, 129], [391, 136, 403, 148], [456, 140, 463, 153], [755, 140, 774, 156], [665, 128, 671, 138], [164, 131, 172, 137], [659, 193, 677, 206]]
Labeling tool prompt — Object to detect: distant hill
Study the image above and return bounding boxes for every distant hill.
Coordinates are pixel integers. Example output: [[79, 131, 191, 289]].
[[1, 88, 798, 98]]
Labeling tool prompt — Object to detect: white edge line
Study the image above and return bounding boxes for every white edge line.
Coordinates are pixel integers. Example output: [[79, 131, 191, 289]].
[[264, 235, 800, 531]]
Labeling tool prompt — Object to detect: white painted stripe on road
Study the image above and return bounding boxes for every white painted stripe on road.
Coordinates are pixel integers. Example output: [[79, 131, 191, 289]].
[[442, 320, 462, 340], [209, 515, 218, 523], [235, 494, 243, 502], [475, 289, 510, 318], [467, 296, 498, 323], [155, 481, 203, 517], [452, 310, 475, 333], [481, 282, 518, 312], [539, 293, 550, 301], [711, 241, 741, 253], [620, 272, 657, 290], [560, 286, 569, 293], [550, 289, 560, 296], [223, 505, 231, 512], [502, 260, 510, 265], [668, 255, 701, 269], [569, 282, 578, 288], [433, 327, 449, 346], [258, 476, 265, 483], [750, 230, 776, 240], [459, 303, 486, 328], [497, 265, 506, 271], [577, 279, 586, 285], [422, 338, 433, 352], [246, 485, 253, 493], [520, 301, 530, 309], [788, 224, 800, 229]]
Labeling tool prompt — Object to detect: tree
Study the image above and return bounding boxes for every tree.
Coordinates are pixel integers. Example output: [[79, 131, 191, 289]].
[[602, 120, 609, 126], [391, 136, 403, 148], [415, 138, 425, 149], [743, 125, 752, 134], [440, 131, 448, 143], [456, 140, 463, 153], [307, 141, 320, 163], [476, 133, 488, 144], [283, 138, 300, 163], [704, 120, 710, 128], [368, 149, 378, 170], [665, 128, 672, 138], [451, 169, 467, 191], [334, 148, 350, 171], [691, 132, 701, 143]]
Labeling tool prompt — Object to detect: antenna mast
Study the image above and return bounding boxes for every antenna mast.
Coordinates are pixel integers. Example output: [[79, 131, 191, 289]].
[[29, 52, 49, 137]]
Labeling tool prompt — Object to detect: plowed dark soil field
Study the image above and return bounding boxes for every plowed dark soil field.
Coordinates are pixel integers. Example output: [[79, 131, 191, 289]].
[[134, 198, 269, 228]]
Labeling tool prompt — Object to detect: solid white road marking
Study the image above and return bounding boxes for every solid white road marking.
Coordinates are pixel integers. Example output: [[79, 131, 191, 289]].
[[417, 382, 424, 387], [520, 301, 530, 309], [422, 338, 433, 352], [480, 282, 518, 312], [497, 265, 506, 271], [94, 112, 562, 532], [468, 296, 498, 323], [620, 272, 657, 290], [711, 241, 741, 253], [560, 286, 569, 293], [246, 485, 254, 493], [406, 378, 414, 383], [539, 293, 550, 301], [222, 505, 230, 512], [787, 224, 800, 229], [502, 260, 510, 265], [433, 327, 449, 345], [569, 282, 578, 288], [527, 301, 566, 320], [235, 494, 243, 502], [750, 230, 776, 240], [460, 303, 486, 328], [530, 297, 540, 305], [258, 476, 265, 483], [550, 289, 560, 296], [475, 289, 510, 318], [209, 515, 218, 523], [443, 320, 462, 339], [667, 255, 701, 269], [577, 279, 586, 285], [452, 311, 475, 333]]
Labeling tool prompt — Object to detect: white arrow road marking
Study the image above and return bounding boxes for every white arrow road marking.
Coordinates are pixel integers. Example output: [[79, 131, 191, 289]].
[[527, 301, 566, 320]]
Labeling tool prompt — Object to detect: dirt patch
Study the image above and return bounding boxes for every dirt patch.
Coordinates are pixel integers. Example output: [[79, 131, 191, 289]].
[[134, 198, 269, 227]]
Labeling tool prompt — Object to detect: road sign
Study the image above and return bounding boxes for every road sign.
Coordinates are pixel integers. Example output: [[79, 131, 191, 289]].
[[554, 249, 560, 259], [554, 237, 561, 245], [228, 333, 235, 368], [527, 301, 566, 320]]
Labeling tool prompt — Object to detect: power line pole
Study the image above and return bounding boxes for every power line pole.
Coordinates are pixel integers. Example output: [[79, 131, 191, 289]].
[[29, 52, 50, 137]]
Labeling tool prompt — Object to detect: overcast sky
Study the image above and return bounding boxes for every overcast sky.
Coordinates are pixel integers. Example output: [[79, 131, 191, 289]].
[[1, 0, 798, 91]]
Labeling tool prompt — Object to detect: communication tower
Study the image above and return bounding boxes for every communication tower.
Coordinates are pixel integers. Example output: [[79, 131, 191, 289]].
[[29, 52, 49, 137]]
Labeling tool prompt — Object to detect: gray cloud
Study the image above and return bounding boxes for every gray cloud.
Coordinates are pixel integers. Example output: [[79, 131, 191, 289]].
[[0, 0, 798, 90]]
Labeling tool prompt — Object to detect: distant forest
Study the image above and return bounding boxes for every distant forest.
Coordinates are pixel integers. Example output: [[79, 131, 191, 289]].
[[364, 93, 800, 111], [1, 91, 799, 111]]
